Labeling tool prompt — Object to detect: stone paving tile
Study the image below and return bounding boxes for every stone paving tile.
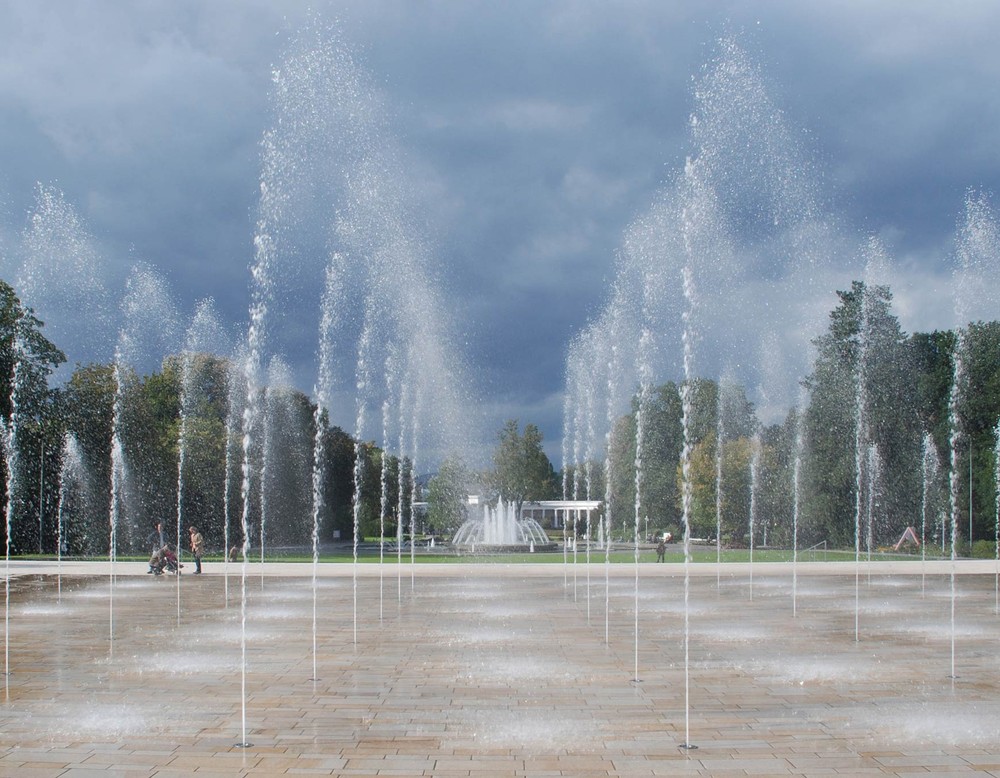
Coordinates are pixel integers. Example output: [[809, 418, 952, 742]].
[[1, 565, 1000, 776], [876, 755, 974, 767], [962, 755, 1000, 768]]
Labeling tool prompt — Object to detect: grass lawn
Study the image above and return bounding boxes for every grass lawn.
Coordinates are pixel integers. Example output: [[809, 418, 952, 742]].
[[29, 545, 933, 565]]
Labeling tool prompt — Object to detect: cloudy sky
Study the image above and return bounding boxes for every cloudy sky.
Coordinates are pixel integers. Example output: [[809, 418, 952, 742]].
[[2, 1, 999, 462]]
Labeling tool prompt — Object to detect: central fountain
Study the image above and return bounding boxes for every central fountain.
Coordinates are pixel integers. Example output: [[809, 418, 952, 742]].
[[451, 497, 555, 552]]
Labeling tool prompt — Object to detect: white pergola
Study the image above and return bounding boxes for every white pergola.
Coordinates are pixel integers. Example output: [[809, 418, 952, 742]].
[[519, 499, 601, 530]]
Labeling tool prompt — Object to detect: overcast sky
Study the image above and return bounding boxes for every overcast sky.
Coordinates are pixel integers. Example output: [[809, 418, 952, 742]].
[[2, 1, 1000, 462]]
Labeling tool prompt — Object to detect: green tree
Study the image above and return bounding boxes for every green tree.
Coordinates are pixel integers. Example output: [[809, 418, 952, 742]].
[[0, 280, 67, 553], [641, 382, 685, 532], [61, 364, 115, 554], [167, 353, 231, 552], [352, 441, 382, 541], [952, 322, 1000, 541], [607, 379, 723, 539], [263, 386, 315, 546], [490, 420, 558, 514], [427, 456, 472, 535], [0, 280, 66, 421], [606, 410, 636, 538], [757, 420, 794, 548], [323, 424, 358, 542], [120, 366, 181, 550], [802, 281, 920, 547], [911, 330, 954, 451], [686, 433, 753, 543]]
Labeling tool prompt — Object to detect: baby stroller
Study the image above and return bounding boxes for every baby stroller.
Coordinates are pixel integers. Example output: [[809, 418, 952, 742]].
[[153, 545, 183, 575]]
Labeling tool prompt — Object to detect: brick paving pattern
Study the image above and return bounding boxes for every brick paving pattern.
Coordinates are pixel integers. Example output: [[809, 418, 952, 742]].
[[1, 561, 999, 776]]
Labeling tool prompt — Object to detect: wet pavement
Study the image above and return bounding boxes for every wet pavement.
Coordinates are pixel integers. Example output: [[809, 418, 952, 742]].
[[1, 559, 999, 776]]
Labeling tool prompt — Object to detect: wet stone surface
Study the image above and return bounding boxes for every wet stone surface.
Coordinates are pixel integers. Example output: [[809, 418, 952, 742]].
[[1, 564, 1000, 775]]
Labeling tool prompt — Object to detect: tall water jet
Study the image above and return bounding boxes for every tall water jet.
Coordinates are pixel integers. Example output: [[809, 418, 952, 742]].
[[378, 345, 400, 620], [630, 345, 650, 681], [407, 373, 423, 591], [850, 278, 868, 642], [946, 191, 1000, 678], [259, 356, 310, 570], [10, 186, 99, 664], [994, 420, 1000, 614], [110, 264, 179, 649], [747, 431, 761, 600], [678, 244, 697, 751], [563, 331, 594, 596], [258, 365, 274, 583], [851, 243, 889, 641], [56, 432, 85, 599], [714, 382, 726, 586], [714, 374, 753, 584], [18, 185, 113, 382], [599, 300, 629, 645], [257, 356, 292, 589], [1, 427, 6, 690], [223, 345, 248, 606], [865, 443, 883, 575], [619, 183, 674, 678], [942, 325, 960, 678], [920, 432, 941, 593], [108, 345, 126, 652], [237, 377, 253, 754], [677, 154, 714, 751], [235, 19, 305, 750], [396, 373, 412, 601], [230, 13, 377, 737], [310, 255, 345, 673], [114, 265, 182, 537], [174, 299, 230, 617], [561, 346, 575, 590], [558, 39, 840, 747], [270, 23, 480, 604], [791, 400, 805, 616], [780, 374, 812, 615], [1, 319, 26, 681], [351, 301, 377, 645], [562, 358, 579, 589], [598, 274, 643, 638], [582, 339, 598, 614]]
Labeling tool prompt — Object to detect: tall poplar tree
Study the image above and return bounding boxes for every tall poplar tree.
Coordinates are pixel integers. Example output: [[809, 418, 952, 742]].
[[802, 282, 920, 546]]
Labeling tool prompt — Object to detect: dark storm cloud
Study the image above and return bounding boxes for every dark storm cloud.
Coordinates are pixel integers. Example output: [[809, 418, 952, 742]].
[[735, 2, 1000, 254], [2, 1, 999, 458], [0, 1, 297, 327]]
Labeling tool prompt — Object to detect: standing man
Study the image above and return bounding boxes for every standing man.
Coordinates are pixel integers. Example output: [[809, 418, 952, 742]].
[[188, 526, 204, 574]]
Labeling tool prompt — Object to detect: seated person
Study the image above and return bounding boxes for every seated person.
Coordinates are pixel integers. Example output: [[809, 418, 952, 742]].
[[147, 521, 166, 573]]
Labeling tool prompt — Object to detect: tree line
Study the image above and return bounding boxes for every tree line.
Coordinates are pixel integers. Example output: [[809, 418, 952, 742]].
[[3, 276, 1000, 556], [0, 279, 414, 556], [595, 282, 1000, 551]]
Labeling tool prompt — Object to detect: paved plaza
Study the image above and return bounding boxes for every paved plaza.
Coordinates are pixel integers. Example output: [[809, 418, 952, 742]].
[[1, 560, 1000, 776]]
